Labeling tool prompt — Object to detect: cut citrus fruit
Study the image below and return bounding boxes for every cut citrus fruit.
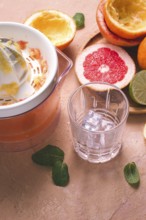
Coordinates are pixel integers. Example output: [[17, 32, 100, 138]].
[[143, 123, 146, 139], [137, 37, 146, 69], [24, 10, 76, 50], [75, 43, 136, 90], [129, 70, 146, 105], [104, 0, 146, 40], [96, 0, 142, 47]]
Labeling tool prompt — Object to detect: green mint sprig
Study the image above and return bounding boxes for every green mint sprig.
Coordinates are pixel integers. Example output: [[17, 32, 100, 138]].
[[32, 145, 69, 187], [32, 145, 64, 167], [73, 12, 85, 30], [124, 162, 140, 188], [52, 161, 69, 187]]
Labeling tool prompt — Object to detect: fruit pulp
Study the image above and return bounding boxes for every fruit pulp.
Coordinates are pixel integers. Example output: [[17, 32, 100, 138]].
[[104, 0, 146, 39], [83, 47, 128, 83], [107, 0, 146, 30], [75, 43, 136, 90]]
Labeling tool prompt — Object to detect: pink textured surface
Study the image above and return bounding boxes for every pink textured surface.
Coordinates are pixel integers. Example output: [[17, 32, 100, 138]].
[[0, 0, 146, 220]]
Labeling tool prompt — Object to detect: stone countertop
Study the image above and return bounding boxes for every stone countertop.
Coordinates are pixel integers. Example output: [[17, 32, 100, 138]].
[[0, 0, 146, 220]]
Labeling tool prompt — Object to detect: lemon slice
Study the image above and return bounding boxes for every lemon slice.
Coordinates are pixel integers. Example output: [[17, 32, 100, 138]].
[[129, 70, 146, 105], [104, 0, 146, 39], [143, 123, 146, 139], [24, 10, 76, 50]]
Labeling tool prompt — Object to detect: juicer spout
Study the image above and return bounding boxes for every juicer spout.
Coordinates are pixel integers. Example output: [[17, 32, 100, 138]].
[[55, 48, 73, 87]]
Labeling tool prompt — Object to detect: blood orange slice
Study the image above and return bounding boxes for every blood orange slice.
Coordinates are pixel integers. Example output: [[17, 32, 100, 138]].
[[75, 43, 136, 90]]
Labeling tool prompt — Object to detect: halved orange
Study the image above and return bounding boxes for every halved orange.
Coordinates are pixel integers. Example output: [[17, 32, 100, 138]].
[[24, 10, 76, 50], [104, 0, 146, 40], [96, 0, 142, 47]]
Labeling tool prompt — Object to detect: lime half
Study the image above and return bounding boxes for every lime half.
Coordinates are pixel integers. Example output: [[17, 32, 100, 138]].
[[129, 70, 146, 105]]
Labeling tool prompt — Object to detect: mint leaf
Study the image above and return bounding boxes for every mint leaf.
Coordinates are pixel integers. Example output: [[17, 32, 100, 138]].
[[32, 145, 69, 187], [124, 162, 140, 188], [52, 161, 69, 187], [73, 12, 85, 30], [32, 145, 64, 167]]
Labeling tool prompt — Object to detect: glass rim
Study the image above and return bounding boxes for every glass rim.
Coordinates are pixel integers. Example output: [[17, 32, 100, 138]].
[[68, 81, 129, 133]]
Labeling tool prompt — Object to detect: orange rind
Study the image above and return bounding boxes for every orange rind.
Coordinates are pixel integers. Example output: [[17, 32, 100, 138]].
[[137, 37, 146, 69], [24, 10, 76, 50], [96, 0, 142, 47], [103, 0, 146, 40]]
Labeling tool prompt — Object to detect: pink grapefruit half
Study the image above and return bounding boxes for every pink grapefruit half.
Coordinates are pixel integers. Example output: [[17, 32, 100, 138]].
[[75, 43, 136, 90]]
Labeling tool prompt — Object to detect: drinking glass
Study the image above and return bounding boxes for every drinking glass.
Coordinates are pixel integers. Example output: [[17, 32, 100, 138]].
[[68, 82, 129, 163]]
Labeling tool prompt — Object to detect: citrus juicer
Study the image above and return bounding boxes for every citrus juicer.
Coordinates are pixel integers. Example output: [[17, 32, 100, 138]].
[[0, 38, 42, 104], [0, 22, 73, 152]]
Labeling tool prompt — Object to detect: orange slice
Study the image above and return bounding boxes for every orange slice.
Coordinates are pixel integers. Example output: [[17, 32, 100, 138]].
[[104, 0, 146, 40], [24, 10, 76, 50]]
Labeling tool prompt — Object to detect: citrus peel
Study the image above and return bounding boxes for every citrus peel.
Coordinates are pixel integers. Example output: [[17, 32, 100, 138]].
[[143, 123, 146, 139], [129, 70, 146, 105], [96, 0, 142, 47], [24, 10, 76, 50], [103, 0, 146, 40], [137, 37, 146, 69]]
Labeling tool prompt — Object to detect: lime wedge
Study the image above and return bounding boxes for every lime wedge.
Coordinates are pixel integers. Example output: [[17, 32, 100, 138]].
[[129, 70, 146, 105]]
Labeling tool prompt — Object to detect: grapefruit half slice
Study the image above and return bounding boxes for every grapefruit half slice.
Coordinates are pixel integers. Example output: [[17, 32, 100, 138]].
[[75, 43, 136, 90]]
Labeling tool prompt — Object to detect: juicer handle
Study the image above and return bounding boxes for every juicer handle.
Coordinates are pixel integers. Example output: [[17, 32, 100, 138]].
[[55, 48, 73, 86]]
